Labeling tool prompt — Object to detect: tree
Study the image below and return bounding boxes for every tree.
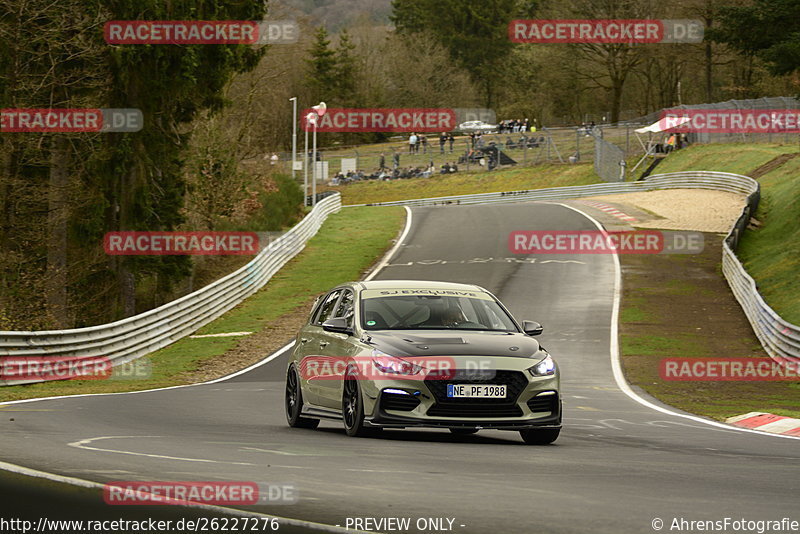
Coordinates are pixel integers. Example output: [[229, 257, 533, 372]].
[[709, 0, 800, 76], [100, 0, 268, 317], [0, 0, 271, 327], [540, 0, 657, 123], [391, 0, 537, 108], [334, 29, 358, 105], [305, 26, 339, 101]]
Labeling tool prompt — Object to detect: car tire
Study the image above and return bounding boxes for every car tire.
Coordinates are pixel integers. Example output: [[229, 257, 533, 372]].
[[285, 365, 319, 429], [342, 366, 369, 437], [449, 428, 479, 435], [519, 428, 560, 445]]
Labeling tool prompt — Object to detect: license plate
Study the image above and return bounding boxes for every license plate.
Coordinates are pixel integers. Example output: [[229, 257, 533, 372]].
[[447, 384, 506, 398]]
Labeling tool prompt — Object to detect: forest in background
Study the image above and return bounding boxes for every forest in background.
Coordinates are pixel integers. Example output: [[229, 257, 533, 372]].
[[0, 0, 797, 330]]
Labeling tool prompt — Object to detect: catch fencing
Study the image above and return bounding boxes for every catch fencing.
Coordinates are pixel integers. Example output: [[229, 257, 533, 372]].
[[636, 96, 800, 145], [353, 171, 799, 365], [0, 193, 342, 386], [591, 129, 627, 182]]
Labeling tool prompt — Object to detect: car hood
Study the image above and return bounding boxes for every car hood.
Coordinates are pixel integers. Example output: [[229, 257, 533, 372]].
[[365, 330, 541, 359]]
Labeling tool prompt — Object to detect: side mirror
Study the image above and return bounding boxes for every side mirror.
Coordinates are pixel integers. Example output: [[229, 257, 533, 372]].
[[322, 317, 353, 335], [522, 320, 543, 336]]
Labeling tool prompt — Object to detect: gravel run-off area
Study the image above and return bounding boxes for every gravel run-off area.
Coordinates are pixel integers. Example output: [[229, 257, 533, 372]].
[[588, 189, 747, 232]]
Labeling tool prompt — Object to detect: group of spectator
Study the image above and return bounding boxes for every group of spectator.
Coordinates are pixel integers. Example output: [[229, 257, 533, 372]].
[[469, 132, 485, 148], [498, 119, 535, 133], [578, 121, 597, 136], [332, 162, 460, 185], [406, 132, 459, 154], [655, 133, 687, 153], [439, 132, 456, 153], [505, 135, 545, 150]]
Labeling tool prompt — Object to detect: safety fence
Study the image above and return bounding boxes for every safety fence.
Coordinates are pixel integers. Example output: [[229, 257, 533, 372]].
[[635, 96, 800, 145], [0, 193, 342, 386], [591, 130, 627, 182], [354, 171, 799, 365]]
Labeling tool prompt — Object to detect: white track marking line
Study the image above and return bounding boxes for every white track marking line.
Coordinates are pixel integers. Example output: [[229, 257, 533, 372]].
[[0, 459, 363, 532], [556, 202, 799, 441], [67, 436, 257, 466], [363, 206, 412, 281]]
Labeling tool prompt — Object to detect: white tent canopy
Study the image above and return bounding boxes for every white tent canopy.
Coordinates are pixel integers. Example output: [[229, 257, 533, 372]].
[[635, 116, 691, 134], [630, 116, 691, 174]]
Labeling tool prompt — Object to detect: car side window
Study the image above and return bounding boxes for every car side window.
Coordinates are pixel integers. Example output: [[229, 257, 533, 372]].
[[314, 289, 342, 325], [334, 289, 355, 328], [308, 294, 325, 323]]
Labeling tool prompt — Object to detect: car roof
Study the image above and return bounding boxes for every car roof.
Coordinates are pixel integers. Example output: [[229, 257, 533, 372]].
[[353, 280, 488, 293]]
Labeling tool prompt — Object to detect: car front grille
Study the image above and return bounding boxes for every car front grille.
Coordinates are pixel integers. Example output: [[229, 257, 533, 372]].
[[527, 393, 559, 413], [381, 391, 421, 412], [426, 403, 523, 418], [424, 369, 528, 419]]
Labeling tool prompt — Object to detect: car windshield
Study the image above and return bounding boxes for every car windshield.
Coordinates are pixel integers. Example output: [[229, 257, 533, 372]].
[[360, 290, 519, 331]]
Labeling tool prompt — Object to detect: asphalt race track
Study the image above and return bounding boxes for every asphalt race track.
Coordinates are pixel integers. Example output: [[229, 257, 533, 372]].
[[0, 202, 797, 533]]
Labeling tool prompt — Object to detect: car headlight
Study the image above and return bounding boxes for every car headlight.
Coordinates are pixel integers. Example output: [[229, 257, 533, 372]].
[[371, 350, 423, 376], [528, 354, 556, 377]]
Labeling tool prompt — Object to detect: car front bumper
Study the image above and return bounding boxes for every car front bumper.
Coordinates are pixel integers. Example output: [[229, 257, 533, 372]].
[[360, 371, 561, 431]]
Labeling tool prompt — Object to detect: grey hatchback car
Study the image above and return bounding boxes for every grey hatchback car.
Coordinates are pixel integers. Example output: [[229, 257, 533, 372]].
[[284, 280, 561, 444]]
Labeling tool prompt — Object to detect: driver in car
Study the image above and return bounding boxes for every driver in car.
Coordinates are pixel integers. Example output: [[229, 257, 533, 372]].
[[441, 307, 467, 327]]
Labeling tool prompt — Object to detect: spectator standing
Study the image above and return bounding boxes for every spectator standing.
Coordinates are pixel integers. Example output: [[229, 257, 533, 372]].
[[393, 149, 400, 170], [409, 133, 418, 153], [439, 132, 447, 154], [420, 134, 428, 154], [448, 132, 455, 153], [379, 152, 385, 171]]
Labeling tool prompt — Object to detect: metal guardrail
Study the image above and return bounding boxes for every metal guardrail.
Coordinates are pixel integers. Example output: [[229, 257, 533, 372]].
[[354, 171, 800, 365], [0, 193, 342, 385], [353, 170, 757, 207]]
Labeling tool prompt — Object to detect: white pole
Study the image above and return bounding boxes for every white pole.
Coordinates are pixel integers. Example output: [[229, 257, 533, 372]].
[[290, 97, 297, 183], [312, 120, 318, 207], [303, 122, 309, 207]]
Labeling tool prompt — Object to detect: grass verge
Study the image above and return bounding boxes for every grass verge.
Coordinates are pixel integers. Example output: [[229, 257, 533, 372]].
[[326, 161, 599, 205], [621, 143, 800, 420], [647, 142, 800, 324], [619, 238, 800, 420], [737, 156, 800, 324], [0, 206, 405, 403], [654, 142, 799, 175]]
